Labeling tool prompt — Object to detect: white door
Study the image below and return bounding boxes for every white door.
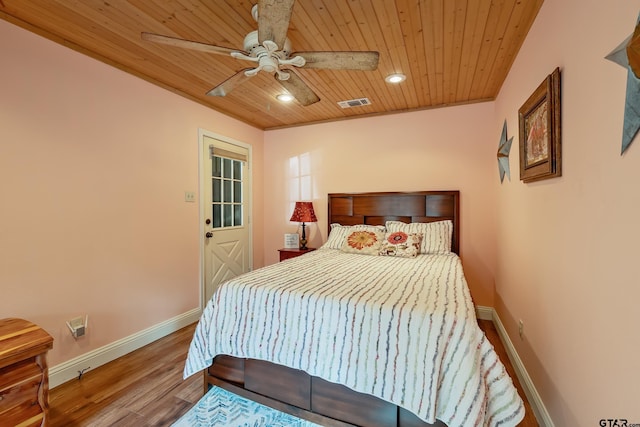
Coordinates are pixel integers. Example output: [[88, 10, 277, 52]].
[[201, 132, 251, 303]]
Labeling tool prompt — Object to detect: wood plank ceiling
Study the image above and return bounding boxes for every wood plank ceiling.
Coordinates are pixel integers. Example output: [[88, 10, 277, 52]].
[[0, 0, 544, 130]]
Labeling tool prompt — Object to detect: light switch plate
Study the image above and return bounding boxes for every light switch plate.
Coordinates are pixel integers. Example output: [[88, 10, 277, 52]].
[[184, 191, 196, 203]]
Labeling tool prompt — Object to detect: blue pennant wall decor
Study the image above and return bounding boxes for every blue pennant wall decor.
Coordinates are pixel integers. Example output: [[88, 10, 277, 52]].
[[605, 12, 640, 154]]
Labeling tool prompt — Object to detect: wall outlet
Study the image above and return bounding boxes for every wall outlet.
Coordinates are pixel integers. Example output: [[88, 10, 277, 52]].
[[518, 319, 524, 339], [67, 315, 88, 339]]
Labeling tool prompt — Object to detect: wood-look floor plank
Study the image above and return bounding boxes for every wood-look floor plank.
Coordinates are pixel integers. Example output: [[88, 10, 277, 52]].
[[478, 319, 539, 427], [50, 320, 538, 426], [84, 407, 148, 427], [49, 323, 201, 427]]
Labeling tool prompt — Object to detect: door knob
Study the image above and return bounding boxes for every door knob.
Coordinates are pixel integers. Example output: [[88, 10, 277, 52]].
[[205, 232, 213, 238]]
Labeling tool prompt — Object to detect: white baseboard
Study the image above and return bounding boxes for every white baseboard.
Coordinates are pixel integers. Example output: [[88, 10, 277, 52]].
[[475, 305, 494, 321], [49, 308, 201, 389], [487, 307, 555, 427], [50, 305, 552, 425]]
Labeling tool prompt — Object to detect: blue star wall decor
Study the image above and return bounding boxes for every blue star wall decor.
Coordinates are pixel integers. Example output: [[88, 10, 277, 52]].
[[605, 12, 640, 154], [497, 119, 514, 183]]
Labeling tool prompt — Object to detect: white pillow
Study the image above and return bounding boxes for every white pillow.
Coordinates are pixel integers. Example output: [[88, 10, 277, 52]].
[[323, 223, 386, 249], [385, 220, 453, 254]]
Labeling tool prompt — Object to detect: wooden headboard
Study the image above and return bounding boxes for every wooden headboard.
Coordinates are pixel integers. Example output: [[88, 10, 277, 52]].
[[328, 191, 460, 255]]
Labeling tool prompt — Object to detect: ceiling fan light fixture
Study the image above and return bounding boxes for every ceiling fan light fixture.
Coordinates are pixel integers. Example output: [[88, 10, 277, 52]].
[[277, 93, 295, 102], [142, 0, 378, 107], [385, 73, 406, 84]]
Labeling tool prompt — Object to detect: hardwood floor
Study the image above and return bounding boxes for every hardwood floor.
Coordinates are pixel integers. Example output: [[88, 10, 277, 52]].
[[478, 319, 539, 427], [49, 324, 202, 426], [49, 320, 538, 426]]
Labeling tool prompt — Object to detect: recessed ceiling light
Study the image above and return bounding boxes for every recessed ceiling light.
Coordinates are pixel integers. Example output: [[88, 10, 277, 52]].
[[385, 73, 406, 84], [276, 93, 294, 102]]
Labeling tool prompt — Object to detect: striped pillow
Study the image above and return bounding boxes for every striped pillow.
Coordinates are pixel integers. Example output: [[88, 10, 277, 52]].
[[323, 224, 386, 250], [385, 220, 453, 254]]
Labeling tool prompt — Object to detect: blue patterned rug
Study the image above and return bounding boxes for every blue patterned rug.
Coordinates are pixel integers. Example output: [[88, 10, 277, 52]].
[[172, 386, 322, 427]]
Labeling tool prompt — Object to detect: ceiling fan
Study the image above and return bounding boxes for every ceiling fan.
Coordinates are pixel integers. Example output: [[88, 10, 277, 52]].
[[141, 0, 379, 106]]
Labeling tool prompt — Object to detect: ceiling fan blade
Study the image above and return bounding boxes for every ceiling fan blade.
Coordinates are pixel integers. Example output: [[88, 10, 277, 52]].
[[257, 0, 294, 49], [141, 32, 245, 56], [207, 69, 255, 97], [276, 70, 320, 106], [294, 51, 380, 71]]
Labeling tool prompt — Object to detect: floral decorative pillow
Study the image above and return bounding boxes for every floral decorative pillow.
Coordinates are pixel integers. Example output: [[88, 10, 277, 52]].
[[379, 231, 423, 258], [323, 224, 386, 249], [340, 229, 384, 255], [385, 220, 453, 254]]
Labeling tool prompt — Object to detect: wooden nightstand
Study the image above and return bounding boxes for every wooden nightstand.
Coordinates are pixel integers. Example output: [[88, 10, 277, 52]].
[[278, 248, 316, 261], [0, 318, 54, 427]]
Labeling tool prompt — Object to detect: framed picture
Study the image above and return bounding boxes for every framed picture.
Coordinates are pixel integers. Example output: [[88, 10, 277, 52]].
[[519, 67, 562, 183], [284, 233, 299, 249]]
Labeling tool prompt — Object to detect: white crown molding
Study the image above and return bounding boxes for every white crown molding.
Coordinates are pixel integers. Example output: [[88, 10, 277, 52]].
[[49, 308, 201, 389]]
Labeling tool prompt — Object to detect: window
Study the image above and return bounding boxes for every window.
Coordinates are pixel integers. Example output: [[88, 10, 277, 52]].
[[211, 154, 243, 229], [288, 152, 313, 219]]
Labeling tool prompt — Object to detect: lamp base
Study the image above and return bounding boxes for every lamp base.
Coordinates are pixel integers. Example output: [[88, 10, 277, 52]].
[[300, 223, 308, 250]]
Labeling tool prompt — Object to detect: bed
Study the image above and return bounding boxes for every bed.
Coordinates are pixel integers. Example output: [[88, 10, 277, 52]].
[[183, 191, 524, 427]]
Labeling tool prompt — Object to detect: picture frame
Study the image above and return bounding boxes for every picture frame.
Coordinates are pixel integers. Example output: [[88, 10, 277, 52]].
[[284, 233, 299, 249], [519, 67, 562, 183]]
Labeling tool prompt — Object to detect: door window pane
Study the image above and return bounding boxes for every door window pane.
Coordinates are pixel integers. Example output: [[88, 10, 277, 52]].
[[223, 180, 232, 202], [223, 159, 232, 178], [234, 181, 242, 203], [223, 205, 232, 227], [212, 205, 221, 228], [213, 178, 221, 203], [211, 154, 244, 229], [234, 205, 242, 226], [213, 157, 222, 177]]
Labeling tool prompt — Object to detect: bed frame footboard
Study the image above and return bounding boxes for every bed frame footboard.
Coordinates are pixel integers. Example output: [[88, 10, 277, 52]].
[[207, 355, 445, 427]]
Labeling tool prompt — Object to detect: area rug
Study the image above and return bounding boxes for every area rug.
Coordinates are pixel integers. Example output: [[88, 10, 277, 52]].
[[172, 386, 322, 427]]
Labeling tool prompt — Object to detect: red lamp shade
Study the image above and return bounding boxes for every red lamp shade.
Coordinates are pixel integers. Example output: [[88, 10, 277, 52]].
[[289, 201, 318, 223], [289, 202, 317, 250]]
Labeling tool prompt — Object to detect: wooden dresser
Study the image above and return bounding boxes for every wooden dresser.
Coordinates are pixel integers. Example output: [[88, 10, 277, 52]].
[[0, 318, 54, 427]]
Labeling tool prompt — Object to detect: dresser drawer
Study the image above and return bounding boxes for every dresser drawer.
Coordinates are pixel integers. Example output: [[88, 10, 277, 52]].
[[0, 358, 43, 414], [311, 377, 397, 427], [245, 359, 311, 410]]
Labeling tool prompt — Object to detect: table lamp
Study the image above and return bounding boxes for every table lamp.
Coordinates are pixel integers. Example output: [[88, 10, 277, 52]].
[[289, 201, 317, 250]]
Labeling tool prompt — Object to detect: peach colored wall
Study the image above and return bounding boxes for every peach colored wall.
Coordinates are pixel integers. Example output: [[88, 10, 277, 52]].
[[263, 104, 498, 307], [6, 0, 638, 420], [0, 19, 264, 367], [494, 0, 640, 424]]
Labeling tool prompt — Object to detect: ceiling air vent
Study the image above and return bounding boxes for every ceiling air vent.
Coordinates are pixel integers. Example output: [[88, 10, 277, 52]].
[[337, 98, 372, 108]]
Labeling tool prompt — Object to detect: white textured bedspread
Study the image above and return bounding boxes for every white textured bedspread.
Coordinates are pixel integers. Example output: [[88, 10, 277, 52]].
[[184, 249, 524, 427]]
